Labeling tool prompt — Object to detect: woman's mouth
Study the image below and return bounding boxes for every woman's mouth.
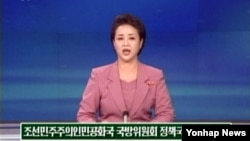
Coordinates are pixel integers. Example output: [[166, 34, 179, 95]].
[[122, 49, 131, 55]]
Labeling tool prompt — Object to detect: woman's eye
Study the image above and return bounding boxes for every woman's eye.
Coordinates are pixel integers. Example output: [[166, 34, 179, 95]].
[[129, 37, 135, 40], [117, 37, 123, 40]]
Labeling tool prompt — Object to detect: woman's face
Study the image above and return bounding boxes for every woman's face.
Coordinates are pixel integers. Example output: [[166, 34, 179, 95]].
[[113, 24, 143, 63]]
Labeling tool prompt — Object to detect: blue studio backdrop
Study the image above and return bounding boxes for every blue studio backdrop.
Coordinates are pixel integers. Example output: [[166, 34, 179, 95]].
[[1, 0, 250, 122]]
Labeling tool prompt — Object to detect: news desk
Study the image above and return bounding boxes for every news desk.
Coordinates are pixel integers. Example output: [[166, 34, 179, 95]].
[[0, 123, 20, 141]]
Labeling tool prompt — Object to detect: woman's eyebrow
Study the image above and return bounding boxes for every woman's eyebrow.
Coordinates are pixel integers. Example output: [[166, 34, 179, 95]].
[[116, 33, 136, 36]]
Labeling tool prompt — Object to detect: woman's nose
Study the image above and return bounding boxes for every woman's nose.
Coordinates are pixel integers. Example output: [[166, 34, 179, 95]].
[[123, 39, 129, 46]]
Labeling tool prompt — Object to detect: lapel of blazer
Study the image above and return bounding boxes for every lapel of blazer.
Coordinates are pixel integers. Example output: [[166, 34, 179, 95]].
[[130, 62, 149, 116], [107, 62, 127, 114]]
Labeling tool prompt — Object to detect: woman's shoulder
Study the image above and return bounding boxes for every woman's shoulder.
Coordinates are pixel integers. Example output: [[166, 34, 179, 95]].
[[92, 63, 113, 73], [139, 62, 167, 81], [140, 62, 163, 74]]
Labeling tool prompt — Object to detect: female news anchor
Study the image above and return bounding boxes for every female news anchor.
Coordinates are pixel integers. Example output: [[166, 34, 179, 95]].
[[77, 14, 175, 122]]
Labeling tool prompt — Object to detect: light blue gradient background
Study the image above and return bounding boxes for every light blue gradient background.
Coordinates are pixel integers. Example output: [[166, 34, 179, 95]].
[[1, 0, 250, 122]]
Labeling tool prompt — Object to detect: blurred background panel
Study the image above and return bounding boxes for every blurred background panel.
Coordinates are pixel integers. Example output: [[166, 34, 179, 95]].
[[1, 0, 250, 122]]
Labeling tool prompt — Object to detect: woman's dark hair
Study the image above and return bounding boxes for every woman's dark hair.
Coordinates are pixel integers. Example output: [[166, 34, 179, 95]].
[[110, 14, 146, 55]]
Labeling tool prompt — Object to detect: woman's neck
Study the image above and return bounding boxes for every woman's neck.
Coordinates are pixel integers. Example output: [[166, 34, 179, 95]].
[[117, 59, 139, 82], [118, 60, 138, 70]]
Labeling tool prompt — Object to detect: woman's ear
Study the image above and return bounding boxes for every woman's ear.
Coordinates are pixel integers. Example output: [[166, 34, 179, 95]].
[[140, 39, 144, 49], [112, 40, 115, 48]]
